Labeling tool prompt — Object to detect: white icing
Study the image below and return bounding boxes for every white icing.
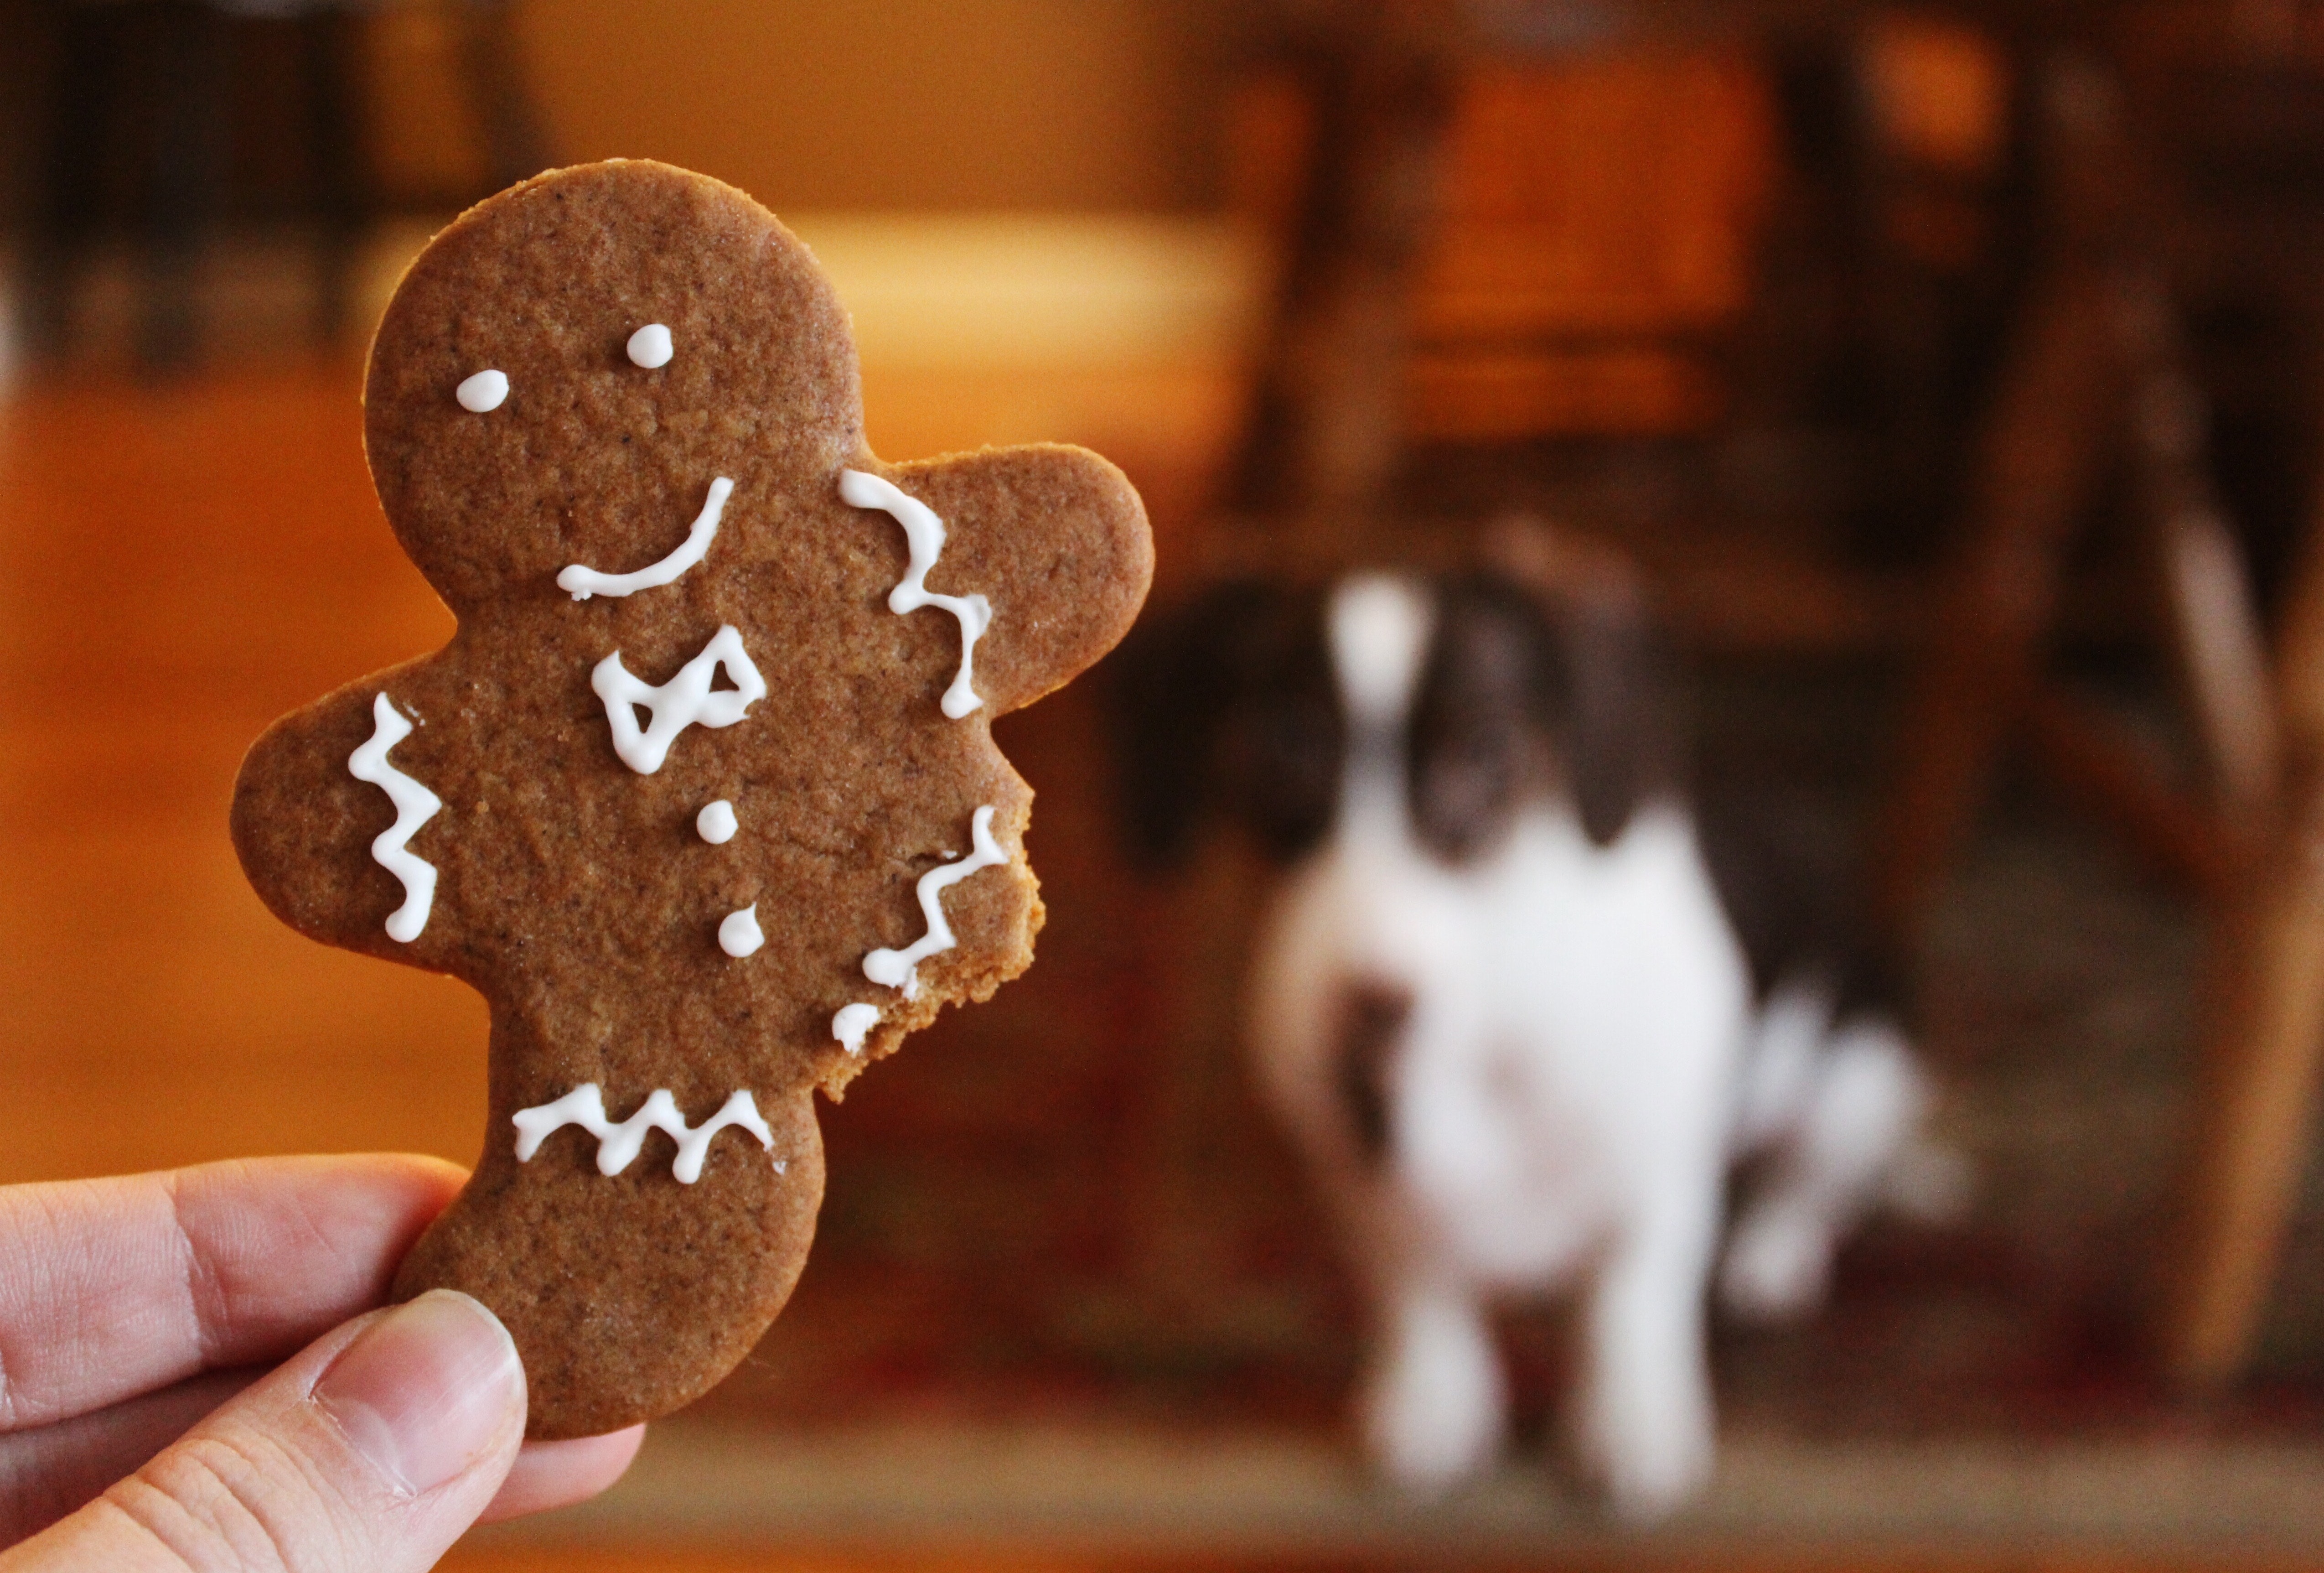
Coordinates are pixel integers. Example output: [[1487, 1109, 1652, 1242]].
[[512, 1083, 776, 1184], [719, 903, 764, 958], [863, 804, 1006, 996], [838, 468, 992, 719], [347, 693, 443, 943], [558, 477, 731, 600], [833, 1002, 879, 1054], [456, 369, 507, 412], [592, 623, 766, 774], [697, 799, 739, 844], [627, 322, 673, 369]]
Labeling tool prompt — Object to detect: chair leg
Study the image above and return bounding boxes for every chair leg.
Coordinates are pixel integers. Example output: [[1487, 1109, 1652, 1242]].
[[1225, 25, 1456, 523], [2165, 528, 2324, 1387], [23, 2, 120, 363], [459, 0, 552, 191], [140, 1, 227, 372], [302, 9, 369, 347], [2117, 281, 2279, 817], [1871, 265, 2123, 931]]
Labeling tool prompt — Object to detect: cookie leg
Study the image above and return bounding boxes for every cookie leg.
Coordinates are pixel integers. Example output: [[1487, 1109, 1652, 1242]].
[[1573, 1173, 1718, 1521], [392, 1026, 825, 1439]]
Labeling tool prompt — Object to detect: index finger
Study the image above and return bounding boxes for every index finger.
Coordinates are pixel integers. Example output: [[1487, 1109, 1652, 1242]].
[[0, 1154, 464, 1431]]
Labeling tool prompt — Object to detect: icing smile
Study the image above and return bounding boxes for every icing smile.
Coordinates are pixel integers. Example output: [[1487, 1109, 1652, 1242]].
[[559, 476, 734, 600]]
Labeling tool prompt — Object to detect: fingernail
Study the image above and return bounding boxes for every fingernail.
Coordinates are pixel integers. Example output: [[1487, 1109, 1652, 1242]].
[[314, 1289, 523, 1496]]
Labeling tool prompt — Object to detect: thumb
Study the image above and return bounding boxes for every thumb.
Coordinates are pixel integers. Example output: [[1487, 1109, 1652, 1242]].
[[6, 1290, 526, 1573]]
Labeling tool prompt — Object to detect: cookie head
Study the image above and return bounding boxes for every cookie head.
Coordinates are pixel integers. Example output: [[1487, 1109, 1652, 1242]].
[[364, 159, 862, 613]]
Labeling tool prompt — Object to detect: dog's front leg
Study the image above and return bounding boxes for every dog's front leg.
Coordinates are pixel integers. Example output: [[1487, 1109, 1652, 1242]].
[[1573, 1168, 1719, 1520], [1359, 1269, 1504, 1492]]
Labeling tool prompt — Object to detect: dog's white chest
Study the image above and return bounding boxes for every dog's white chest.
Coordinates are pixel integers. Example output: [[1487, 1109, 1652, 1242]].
[[1253, 797, 1751, 1288], [1394, 809, 1748, 1277], [1476, 810, 1749, 1111]]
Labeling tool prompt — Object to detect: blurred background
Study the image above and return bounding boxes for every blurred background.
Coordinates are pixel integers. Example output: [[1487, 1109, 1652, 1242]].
[[4, 0, 2324, 1567]]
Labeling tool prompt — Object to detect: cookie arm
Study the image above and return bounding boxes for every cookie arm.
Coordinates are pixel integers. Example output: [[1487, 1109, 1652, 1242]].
[[888, 445, 1153, 717], [231, 680, 438, 960]]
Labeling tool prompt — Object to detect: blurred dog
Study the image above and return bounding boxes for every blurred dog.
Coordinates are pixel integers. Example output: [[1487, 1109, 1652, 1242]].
[[1114, 534, 1960, 1518]]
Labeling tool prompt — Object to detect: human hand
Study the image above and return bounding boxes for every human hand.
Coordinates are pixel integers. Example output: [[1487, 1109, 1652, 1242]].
[[0, 1154, 642, 1570]]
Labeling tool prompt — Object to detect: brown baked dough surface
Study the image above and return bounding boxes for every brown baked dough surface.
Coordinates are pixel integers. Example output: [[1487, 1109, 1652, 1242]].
[[229, 160, 1151, 1438]]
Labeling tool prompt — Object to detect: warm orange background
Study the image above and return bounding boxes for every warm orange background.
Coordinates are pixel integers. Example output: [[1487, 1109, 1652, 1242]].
[[0, 371, 481, 1182], [365, 0, 1251, 214]]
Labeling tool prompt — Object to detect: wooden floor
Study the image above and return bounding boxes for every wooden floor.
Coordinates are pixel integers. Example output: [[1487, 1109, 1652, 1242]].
[[0, 367, 485, 1178], [437, 1555, 2324, 1573]]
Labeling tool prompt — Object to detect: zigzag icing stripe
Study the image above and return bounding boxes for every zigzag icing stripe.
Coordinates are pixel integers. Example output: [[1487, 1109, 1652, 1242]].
[[512, 1083, 780, 1184], [839, 468, 992, 719], [862, 805, 1005, 998], [347, 692, 443, 944], [558, 477, 732, 600]]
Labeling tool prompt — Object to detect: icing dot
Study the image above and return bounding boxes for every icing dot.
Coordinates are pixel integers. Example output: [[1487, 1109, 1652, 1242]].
[[833, 1003, 879, 1055], [719, 903, 764, 958], [627, 323, 673, 369], [697, 799, 739, 844], [455, 369, 508, 412]]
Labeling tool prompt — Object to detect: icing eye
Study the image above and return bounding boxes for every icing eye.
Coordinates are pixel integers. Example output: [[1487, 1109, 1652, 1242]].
[[455, 369, 508, 412], [627, 323, 674, 369]]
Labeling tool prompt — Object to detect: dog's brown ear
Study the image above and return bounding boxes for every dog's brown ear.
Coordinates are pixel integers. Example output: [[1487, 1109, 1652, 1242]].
[[1108, 580, 1342, 868], [1408, 576, 1539, 863], [1110, 586, 1231, 867], [1558, 588, 1679, 846], [1480, 514, 1643, 609], [1482, 517, 1677, 848]]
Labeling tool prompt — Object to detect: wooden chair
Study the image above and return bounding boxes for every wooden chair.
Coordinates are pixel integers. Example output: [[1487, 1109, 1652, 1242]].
[[1223, 3, 1774, 519], [1225, 2, 2324, 1387], [1213, 7, 1923, 649], [1874, 37, 2324, 1388]]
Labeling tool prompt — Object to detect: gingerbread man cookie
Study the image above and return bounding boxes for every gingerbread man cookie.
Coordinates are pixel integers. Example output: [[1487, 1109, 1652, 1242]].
[[230, 161, 1151, 1438]]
